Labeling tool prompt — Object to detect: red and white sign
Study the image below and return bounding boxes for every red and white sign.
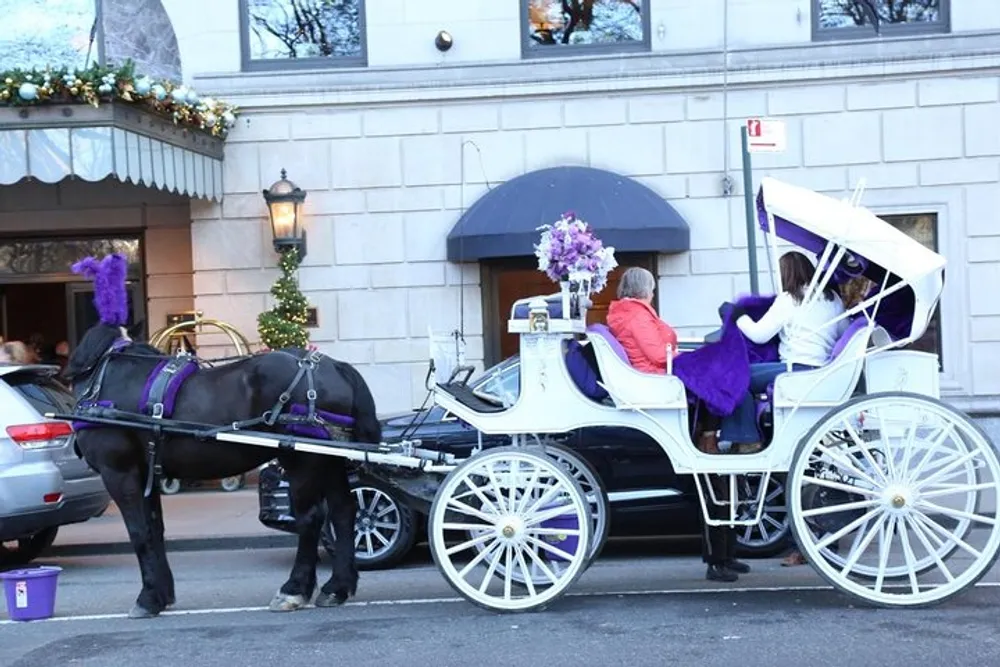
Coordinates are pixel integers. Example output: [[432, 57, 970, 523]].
[[746, 118, 787, 153]]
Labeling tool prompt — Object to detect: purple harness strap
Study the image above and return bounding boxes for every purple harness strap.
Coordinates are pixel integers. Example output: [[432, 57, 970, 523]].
[[282, 403, 355, 440], [137, 356, 199, 419]]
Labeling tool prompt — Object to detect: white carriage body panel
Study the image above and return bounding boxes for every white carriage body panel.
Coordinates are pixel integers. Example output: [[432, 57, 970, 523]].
[[772, 323, 875, 409], [586, 334, 688, 410], [863, 350, 941, 399]]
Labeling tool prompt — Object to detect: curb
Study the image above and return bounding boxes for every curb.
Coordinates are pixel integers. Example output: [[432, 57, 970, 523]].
[[47, 533, 298, 558]]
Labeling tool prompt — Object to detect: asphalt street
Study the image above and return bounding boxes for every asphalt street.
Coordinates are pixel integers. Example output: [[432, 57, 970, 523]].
[[1, 542, 998, 667]]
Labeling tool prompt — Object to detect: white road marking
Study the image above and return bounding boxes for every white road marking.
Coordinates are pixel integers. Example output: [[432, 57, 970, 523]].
[[1, 581, 997, 625]]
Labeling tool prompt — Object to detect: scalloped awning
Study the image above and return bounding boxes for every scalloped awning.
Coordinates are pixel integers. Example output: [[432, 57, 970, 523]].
[[0, 102, 224, 201]]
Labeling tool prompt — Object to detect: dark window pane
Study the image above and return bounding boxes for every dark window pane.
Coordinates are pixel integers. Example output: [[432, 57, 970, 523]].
[[817, 0, 942, 29], [527, 0, 645, 49], [0, 238, 140, 276], [245, 0, 362, 60], [883, 213, 943, 367]]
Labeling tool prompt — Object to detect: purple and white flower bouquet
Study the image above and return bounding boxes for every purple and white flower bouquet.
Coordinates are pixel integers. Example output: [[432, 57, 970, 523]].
[[534, 211, 618, 294]]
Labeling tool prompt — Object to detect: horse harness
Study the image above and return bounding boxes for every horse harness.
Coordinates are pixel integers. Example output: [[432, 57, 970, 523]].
[[75, 344, 333, 498]]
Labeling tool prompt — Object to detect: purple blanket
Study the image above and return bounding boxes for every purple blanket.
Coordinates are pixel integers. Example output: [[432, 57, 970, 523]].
[[673, 294, 779, 417]]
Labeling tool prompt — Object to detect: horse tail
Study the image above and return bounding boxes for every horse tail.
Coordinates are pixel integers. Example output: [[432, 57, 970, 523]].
[[340, 362, 382, 445]]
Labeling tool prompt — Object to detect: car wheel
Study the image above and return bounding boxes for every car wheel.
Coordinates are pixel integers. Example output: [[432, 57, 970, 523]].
[[734, 473, 792, 559], [321, 479, 417, 571], [160, 478, 182, 495], [219, 475, 245, 492], [0, 527, 59, 567]]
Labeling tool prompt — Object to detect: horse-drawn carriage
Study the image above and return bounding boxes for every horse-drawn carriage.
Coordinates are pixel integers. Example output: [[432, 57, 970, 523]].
[[55, 177, 999, 618]]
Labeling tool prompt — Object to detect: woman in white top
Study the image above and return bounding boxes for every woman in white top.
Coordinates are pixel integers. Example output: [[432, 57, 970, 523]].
[[719, 251, 849, 453]]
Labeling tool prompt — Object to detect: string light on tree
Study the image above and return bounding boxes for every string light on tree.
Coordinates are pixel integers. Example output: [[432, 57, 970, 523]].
[[257, 247, 310, 350]]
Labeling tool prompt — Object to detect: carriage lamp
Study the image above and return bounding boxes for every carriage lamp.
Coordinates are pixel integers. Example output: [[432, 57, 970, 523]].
[[263, 169, 308, 260]]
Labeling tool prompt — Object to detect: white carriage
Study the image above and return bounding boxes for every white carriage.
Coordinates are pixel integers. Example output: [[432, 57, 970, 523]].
[[421, 176, 1000, 612], [52, 177, 998, 616]]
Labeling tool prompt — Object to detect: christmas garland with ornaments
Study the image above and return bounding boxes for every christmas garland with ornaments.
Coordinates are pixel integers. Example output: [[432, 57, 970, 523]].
[[0, 59, 238, 139]]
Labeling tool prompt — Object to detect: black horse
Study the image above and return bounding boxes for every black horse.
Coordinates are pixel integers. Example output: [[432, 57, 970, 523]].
[[63, 320, 382, 619]]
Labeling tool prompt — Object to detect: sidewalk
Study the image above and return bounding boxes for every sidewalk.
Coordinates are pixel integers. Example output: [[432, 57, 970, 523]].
[[49, 489, 296, 557]]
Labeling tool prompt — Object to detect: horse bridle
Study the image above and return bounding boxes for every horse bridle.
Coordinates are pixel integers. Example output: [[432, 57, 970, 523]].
[[68, 327, 134, 402]]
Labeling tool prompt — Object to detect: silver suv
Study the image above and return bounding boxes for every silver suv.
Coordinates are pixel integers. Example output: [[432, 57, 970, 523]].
[[0, 364, 110, 566]]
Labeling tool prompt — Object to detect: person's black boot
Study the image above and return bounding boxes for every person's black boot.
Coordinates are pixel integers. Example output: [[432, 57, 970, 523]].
[[706, 564, 739, 582], [723, 559, 750, 574]]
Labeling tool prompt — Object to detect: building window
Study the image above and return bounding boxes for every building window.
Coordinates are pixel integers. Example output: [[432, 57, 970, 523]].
[[522, 0, 651, 57], [239, 0, 366, 70], [883, 213, 943, 368], [812, 0, 949, 41]]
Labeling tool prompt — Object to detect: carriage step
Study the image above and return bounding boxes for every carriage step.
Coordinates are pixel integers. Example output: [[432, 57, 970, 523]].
[[436, 382, 507, 414]]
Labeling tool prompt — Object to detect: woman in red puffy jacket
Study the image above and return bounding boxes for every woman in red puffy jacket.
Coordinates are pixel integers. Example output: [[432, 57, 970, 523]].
[[606, 267, 679, 373], [605, 267, 748, 582]]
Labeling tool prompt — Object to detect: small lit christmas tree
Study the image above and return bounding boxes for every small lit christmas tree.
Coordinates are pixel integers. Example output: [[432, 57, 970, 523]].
[[257, 248, 310, 350]]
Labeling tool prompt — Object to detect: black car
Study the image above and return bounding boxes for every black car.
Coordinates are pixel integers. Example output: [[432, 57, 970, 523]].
[[258, 355, 792, 570]]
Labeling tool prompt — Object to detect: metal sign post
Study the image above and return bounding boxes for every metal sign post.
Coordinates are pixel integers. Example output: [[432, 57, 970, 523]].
[[741, 118, 787, 295]]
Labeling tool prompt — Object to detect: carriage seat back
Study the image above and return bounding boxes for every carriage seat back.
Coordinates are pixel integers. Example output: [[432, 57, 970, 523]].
[[772, 316, 876, 408], [584, 324, 687, 409]]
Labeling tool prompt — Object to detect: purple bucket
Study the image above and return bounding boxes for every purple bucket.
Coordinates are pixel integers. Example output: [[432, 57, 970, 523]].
[[0, 566, 62, 621], [539, 505, 581, 562]]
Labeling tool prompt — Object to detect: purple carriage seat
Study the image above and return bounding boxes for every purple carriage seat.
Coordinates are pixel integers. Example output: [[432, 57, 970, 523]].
[[585, 323, 631, 365]]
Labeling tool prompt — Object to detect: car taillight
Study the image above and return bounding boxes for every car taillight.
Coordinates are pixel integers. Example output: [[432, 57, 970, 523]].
[[6, 421, 74, 449]]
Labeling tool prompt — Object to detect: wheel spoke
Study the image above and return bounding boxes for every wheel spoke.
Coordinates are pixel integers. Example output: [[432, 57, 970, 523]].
[[463, 538, 502, 580], [815, 441, 883, 489], [803, 475, 881, 497], [476, 541, 504, 592], [446, 531, 494, 556], [914, 448, 984, 492], [841, 419, 890, 485], [839, 512, 888, 577], [919, 481, 995, 499], [816, 506, 882, 550], [912, 509, 982, 559], [906, 422, 957, 484], [801, 497, 881, 519], [896, 515, 921, 595], [528, 527, 583, 537], [503, 545, 515, 601], [913, 499, 996, 526], [514, 546, 537, 598], [873, 515, 896, 594], [525, 502, 579, 528], [523, 543, 560, 585], [447, 497, 497, 523], [904, 514, 955, 583], [524, 534, 577, 562]]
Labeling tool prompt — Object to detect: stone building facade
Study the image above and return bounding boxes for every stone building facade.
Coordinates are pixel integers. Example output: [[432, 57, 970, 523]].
[[10, 1, 1000, 423]]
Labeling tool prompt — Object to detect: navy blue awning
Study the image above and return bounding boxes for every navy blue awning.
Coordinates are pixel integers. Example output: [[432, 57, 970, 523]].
[[446, 166, 690, 262]]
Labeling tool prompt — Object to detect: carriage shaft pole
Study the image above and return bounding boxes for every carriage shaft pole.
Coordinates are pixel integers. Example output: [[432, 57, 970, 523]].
[[740, 126, 760, 295]]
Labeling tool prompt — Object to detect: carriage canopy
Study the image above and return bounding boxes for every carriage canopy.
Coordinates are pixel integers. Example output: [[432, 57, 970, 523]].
[[756, 177, 946, 344]]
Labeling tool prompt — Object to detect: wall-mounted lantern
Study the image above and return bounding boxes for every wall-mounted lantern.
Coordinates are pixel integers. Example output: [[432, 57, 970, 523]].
[[262, 168, 307, 260]]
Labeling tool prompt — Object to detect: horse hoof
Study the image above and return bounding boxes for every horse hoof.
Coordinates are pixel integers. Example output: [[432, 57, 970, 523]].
[[128, 604, 159, 619], [268, 592, 309, 612], [315, 591, 348, 608]]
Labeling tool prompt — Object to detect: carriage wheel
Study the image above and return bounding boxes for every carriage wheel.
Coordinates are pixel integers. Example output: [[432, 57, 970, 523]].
[[429, 446, 592, 613], [467, 440, 611, 587], [787, 392, 1000, 608]]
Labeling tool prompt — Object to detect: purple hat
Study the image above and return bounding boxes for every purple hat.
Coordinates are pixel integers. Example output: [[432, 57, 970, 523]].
[[71, 253, 129, 326]]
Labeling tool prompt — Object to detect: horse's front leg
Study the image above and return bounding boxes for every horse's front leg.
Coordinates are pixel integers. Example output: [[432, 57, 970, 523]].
[[149, 486, 175, 607], [269, 459, 324, 612], [100, 467, 172, 618], [316, 460, 359, 607]]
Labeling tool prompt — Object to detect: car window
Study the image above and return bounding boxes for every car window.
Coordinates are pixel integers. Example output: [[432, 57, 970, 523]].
[[8, 376, 76, 416]]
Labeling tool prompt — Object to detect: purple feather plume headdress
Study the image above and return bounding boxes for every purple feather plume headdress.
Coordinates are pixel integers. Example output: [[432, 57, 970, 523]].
[[71, 253, 129, 326]]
